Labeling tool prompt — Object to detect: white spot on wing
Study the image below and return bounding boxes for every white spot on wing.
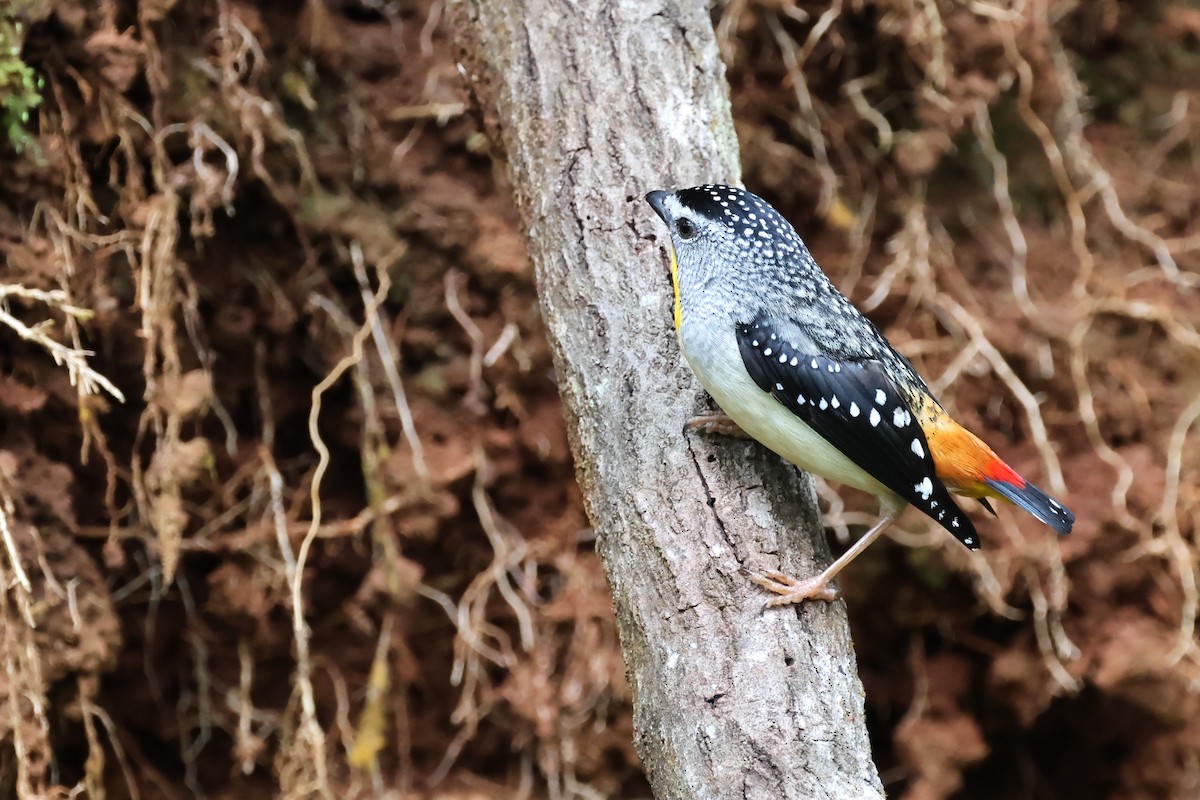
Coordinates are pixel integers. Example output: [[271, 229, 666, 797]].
[[875, 389, 887, 405], [849, 402, 859, 417], [911, 439, 925, 458], [915, 477, 933, 501], [869, 408, 881, 427]]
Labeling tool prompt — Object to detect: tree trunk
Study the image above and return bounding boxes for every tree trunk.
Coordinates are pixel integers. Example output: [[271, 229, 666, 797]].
[[452, 2, 885, 797]]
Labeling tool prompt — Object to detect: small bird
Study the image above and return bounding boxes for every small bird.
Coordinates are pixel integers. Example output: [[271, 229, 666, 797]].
[[646, 185, 1074, 606]]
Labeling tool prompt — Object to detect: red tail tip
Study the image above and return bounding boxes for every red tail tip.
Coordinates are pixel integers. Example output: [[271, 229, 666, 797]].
[[983, 458, 1026, 488]]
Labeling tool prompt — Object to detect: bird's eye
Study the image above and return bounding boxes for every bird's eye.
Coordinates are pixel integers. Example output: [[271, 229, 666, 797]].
[[676, 218, 697, 240]]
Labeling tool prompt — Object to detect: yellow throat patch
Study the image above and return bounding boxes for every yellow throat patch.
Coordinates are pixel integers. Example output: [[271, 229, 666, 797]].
[[669, 244, 682, 331]]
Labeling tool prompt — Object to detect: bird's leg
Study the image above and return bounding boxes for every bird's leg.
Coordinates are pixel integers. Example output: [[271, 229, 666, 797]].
[[749, 508, 900, 607], [686, 412, 747, 438]]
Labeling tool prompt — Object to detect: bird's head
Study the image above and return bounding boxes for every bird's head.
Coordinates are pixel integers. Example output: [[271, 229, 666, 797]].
[[645, 184, 816, 329]]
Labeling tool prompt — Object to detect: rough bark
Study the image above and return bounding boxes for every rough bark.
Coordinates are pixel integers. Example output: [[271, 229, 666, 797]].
[[452, 2, 885, 797]]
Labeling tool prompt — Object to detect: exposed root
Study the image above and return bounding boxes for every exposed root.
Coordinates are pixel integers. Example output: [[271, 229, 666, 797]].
[[0, 285, 125, 402]]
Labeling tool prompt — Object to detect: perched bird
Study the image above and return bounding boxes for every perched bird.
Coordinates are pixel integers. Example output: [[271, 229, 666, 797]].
[[645, 185, 1074, 606]]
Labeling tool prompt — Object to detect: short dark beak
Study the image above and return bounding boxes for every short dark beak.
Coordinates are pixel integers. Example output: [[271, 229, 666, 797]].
[[645, 190, 670, 223]]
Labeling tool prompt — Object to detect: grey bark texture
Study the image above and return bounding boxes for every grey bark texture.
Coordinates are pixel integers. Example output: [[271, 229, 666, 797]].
[[452, 2, 886, 798]]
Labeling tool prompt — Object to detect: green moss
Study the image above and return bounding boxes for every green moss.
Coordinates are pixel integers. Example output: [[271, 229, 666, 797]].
[[0, 18, 42, 152]]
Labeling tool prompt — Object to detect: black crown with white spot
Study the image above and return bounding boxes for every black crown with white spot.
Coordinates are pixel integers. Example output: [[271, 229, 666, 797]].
[[675, 185, 808, 263]]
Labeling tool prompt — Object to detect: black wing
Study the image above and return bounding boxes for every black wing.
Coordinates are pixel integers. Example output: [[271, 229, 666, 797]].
[[736, 317, 978, 548]]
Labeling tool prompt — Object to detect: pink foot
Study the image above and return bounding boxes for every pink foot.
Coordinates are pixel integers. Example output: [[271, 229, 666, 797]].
[[748, 570, 839, 607], [686, 413, 747, 438]]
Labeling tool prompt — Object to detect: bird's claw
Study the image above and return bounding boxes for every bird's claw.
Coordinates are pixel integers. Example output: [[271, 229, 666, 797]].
[[748, 569, 839, 607], [686, 413, 747, 438]]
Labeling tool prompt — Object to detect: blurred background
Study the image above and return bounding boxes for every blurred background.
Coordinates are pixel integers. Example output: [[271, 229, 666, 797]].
[[2, 0, 1198, 798]]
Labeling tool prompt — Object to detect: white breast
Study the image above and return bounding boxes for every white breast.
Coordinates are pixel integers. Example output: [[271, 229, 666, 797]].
[[680, 320, 900, 506]]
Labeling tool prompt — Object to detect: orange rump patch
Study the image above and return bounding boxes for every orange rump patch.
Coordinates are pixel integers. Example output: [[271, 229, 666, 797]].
[[920, 411, 1026, 497]]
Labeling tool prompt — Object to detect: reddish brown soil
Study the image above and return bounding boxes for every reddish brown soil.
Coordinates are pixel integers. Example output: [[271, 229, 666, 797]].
[[3, 1, 1199, 798]]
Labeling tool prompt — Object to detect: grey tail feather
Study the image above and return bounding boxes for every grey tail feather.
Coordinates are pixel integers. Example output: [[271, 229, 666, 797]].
[[984, 478, 1074, 535]]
